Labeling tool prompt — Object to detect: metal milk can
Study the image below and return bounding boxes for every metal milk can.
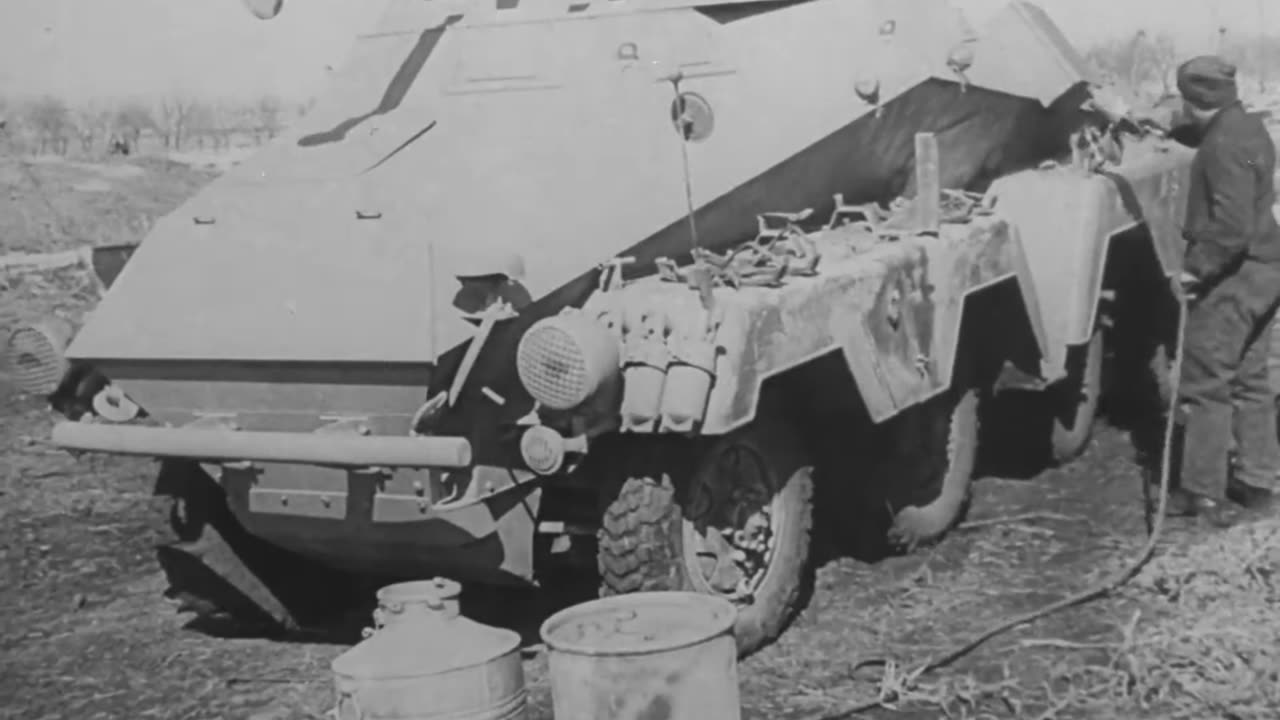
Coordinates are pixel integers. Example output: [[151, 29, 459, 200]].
[[330, 578, 527, 720]]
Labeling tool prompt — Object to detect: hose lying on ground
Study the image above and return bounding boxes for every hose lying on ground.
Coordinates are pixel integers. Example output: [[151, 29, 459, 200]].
[[815, 284, 1189, 719]]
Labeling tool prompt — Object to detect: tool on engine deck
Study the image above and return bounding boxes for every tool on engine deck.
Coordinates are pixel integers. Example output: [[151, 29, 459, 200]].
[[940, 189, 997, 221], [655, 209, 822, 291], [752, 210, 822, 275], [1068, 125, 1125, 172], [1081, 84, 1173, 139], [825, 189, 994, 242], [826, 193, 888, 230], [597, 256, 636, 293], [1053, 86, 1176, 174]]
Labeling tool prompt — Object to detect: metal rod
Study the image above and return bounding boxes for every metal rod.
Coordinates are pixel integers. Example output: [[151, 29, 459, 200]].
[[914, 132, 941, 235], [51, 421, 473, 468], [448, 305, 500, 407]]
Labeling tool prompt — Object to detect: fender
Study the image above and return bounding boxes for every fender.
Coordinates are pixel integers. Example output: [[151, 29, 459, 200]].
[[987, 138, 1194, 377], [591, 213, 1042, 430]]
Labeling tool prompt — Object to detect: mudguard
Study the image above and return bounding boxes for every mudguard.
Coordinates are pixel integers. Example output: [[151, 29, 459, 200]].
[[987, 137, 1194, 376], [586, 214, 1036, 429]]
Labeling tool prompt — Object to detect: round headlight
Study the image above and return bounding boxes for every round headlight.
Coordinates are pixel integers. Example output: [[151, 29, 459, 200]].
[[516, 312, 621, 411], [1, 318, 73, 396]]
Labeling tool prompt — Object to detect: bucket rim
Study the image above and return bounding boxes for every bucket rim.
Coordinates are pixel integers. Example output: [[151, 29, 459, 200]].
[[538, 591, 737, 657]]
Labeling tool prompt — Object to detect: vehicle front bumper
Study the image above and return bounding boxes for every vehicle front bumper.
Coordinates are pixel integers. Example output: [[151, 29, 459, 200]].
[[50, 420, 473, 469]]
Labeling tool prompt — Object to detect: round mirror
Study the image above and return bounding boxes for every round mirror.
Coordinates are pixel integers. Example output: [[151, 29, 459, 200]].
[[671, 92, 715, 143], [242, 0, 285, 20]]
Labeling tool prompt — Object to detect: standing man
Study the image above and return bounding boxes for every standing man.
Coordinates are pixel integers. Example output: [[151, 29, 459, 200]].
[[1170, 55, 1280, 527]]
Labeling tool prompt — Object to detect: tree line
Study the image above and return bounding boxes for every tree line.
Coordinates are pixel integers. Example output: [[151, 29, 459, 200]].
[[1, 32, 1277, 159], [1084, 30, 1280, 101], [0, 93, 317, 157]]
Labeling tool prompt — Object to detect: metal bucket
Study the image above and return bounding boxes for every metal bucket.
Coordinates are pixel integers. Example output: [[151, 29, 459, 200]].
[[540, 591, 741, 720], [331, 578, 527, 720]]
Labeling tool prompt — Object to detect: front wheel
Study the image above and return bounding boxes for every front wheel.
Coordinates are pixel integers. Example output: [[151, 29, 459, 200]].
[[1049, 327, 1106, 464], [595, 421, 815, 658]]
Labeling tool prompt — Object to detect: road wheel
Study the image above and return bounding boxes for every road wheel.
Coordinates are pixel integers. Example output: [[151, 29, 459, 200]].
[[1049, 327, 1105, 464], [887, 383, 981, 549], [596, 421, 815, 658]]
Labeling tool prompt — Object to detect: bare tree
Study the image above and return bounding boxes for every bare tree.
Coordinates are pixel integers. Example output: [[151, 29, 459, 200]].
[[1085, 30, 1181, 102], [295, 96, 317, 121], [1145, 34, 1179, 98], [25, 95, 72, 155], [155, 94, 200, 151], [203, 100, 238, 151], [113, 100, 154, 154], [73, 100, 116, 155], [255, 94, 284, 142], [0, 97, 12, 152], [185, 101, 218, 150], [1220, 33, 1280, 94]]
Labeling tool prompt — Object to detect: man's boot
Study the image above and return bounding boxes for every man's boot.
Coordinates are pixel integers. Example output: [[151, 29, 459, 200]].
[[1226, 477, 1276, 510], [1167, 488, 1241, 528]]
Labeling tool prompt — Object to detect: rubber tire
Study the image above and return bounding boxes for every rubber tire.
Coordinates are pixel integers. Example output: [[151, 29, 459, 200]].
[[1049, 329, 1105, 464], [596, 425, 815, 658], [888, 384, 981, 549]]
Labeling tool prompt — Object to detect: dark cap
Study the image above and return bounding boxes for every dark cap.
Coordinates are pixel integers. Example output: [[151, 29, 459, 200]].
[[1176, 55, 1239, 109]]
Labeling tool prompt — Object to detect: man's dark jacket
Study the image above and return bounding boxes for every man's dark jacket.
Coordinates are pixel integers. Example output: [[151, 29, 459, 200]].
[[1182, 101, 1280, 285]]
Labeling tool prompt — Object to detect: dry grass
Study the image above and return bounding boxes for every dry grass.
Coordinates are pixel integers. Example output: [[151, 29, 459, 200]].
[[739, 435, 1280, 720], [0, 154, 215, 256], [1115, 518, 1280, 718], [1, 260, 102, 327], [3, 156, 1280, 720]]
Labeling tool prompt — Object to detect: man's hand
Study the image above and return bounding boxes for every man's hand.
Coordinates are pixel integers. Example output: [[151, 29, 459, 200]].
[[1127, 106, 1174, 136], [1178, 271, 1201, 301]]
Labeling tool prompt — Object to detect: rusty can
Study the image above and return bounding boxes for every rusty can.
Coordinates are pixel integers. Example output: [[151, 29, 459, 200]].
[[330, 578, 527, 720], [540, 591, 741, 720]]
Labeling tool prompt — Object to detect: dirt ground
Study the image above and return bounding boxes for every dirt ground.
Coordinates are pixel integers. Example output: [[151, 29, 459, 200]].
[[1, 157, 1277, 720], [3, 392, 1276, 720], [0, 154, 217, 256]]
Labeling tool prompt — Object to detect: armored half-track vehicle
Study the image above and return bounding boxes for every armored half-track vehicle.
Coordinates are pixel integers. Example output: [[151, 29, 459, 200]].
[[2, 0, 1195, 656]]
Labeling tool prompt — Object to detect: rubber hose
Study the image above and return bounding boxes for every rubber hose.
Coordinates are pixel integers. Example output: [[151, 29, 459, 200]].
[[817, 285, 1188, 719]]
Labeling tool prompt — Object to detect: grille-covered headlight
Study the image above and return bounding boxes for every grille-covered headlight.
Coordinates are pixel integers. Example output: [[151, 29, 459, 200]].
[[516, 312, 621, 411], [1, 317, 74, 396]]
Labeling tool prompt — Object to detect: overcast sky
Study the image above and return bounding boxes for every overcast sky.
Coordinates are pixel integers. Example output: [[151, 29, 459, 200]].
[[0, 0, 1276, 102]]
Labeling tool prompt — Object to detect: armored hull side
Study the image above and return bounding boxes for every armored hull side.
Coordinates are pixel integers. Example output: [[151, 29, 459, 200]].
[[69, 0, 1090, 430], [49, 0, 1098, 579]]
